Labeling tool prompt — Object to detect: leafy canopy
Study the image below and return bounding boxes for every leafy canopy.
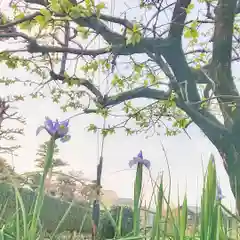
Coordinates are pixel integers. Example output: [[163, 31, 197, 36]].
[[0, 0, 239, 139]]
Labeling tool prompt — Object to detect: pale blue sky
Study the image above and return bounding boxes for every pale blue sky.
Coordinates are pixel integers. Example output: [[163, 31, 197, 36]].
[[0, 0, 237, 211]]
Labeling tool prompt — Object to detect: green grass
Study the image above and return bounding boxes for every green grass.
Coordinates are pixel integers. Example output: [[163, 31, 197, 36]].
[[0, 152, 239, 239]]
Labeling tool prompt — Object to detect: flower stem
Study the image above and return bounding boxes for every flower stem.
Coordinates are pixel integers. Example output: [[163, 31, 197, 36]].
[[133, 163, 143, 236], [29, 137, 55, 240], [92, 156, 103, 240]]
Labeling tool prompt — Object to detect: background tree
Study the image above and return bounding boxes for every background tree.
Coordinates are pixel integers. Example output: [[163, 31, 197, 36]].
[[35, 140, 68, 192], [0, 156, 24, 185], [0, 98, 24, 185], [55, 170, 95, 202], [1, 0, 240, 212], [35, 140, 67, 170], [0, 97, 24, 155], [23, 141, 68, 191], [55, 173, 77, 201], [22, 171, 42, 190]]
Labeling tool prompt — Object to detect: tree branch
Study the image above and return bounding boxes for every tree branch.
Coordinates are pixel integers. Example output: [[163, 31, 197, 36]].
[[0, 99, 9, 127], [98, 14, 134, 29], [179, 100, 230, 148], [0, 12, 40, 30], [50, 72, 103, 100], [211, 0, 240, 127], [168, 0, 191, 39], [103, 87, 172, 107], [59, 21, 70, 76], [102, 84, 228, 152], [27, 42, 108, 56], [212, 0, 237, 69], [72, 16, 124, 45], [152, 42, 201, 103], [24, 0, 131, 44], [0, 32, 37, 43], [24, 0, 47, 5]]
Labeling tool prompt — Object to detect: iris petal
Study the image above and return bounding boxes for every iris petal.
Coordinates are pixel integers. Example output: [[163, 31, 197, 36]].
[[57, 126, 69, 138], [137, 150, 143, 159], [143, 159, 150, 169], [129, 152, 151, 169], [44, 117, 56, 135], [36, 126, 45, 136], [53, 120, 60, 133], [60, 134, 71, 143], [137, 158, 144, 164], [129, 159, 137, 168], [44, 117, 53, 129], [37, 117, 71, 142], [60, 119, 69, 128]]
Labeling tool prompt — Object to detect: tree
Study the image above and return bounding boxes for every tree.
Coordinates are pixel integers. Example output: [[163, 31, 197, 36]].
[[0, 156, 24, 185], [0, 97, 24, 155], [0, 0, 240, 212], [55, 172, 77, 200], [22, 171, 42, 190], [35, 140, 67, 169], [55, 170, 91, 201], [35, 140, 68, 192]]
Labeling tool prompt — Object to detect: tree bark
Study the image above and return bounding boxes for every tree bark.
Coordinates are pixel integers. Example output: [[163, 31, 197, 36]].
[[218, 142, 240, 214]]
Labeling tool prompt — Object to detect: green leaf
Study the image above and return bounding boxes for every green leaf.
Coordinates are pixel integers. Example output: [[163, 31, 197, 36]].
[[70, 6, 82, 18], [134, 63, 143, 74], [0, 14, 8, 24], [50, 0, 61, 12], [191, 29, 199, 38], [88, 124, 97, 133], [96, 2, 105, 17], [85, 0, 93, 10], [81, 60, 98, 73], [67, 78, 79, 86], [231, 102, 237, 112], [143, 79, 148, 86], [147, 72, 157, 84], [40, 8, 51, 19], [14, 13, 25, 20], [97, 108, 109, 118], [185, 3, 194, 14], [76, 26, 90, 39], [184, 29, 192, 38], [184, 21, 199, 39], [179, 195, 188, 240], [101, 128, 115, 137], [126, 23, 142, 45], [184, 28, 199, 39], [13, 95, 25, 101], [35, 16, 46, 28], [15, 13, 33, 30], [59, 0, 73, 12], [125, 128, 134, 135]]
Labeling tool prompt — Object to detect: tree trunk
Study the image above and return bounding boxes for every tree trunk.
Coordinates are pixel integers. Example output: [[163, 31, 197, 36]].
[[216, 134, 240, 214]]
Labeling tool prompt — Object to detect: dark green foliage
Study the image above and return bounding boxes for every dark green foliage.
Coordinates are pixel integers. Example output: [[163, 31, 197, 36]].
[[0, 183, 92, 234], [98, 205, 133, 240]]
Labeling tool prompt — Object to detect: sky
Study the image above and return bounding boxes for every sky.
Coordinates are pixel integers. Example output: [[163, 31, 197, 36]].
[[0, 0, 238, 211]]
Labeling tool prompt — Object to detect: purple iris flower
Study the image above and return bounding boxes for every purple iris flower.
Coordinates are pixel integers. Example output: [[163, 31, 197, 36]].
[[216, 182, 224, 201], [36, 117, 70, 142], [129, 150, 151, 169]]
